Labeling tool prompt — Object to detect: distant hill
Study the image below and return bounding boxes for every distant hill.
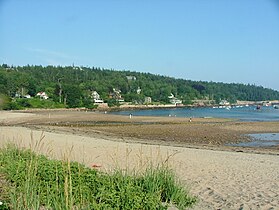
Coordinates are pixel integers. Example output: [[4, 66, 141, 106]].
[[1, 64, 279, 109]]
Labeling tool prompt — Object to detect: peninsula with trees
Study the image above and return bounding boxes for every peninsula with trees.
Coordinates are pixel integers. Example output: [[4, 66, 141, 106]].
[[1, 64, 279, 110]]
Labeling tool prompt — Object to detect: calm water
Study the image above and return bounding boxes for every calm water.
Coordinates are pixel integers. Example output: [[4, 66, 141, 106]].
[[112, 105, 279, 122], [230, 133, 279, 147]]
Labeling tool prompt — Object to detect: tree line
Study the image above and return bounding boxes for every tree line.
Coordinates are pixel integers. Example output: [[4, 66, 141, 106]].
[[0, 64, 279, 109]]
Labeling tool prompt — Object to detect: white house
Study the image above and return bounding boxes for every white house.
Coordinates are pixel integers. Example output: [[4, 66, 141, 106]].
[[144, 97, 152, 104], [168, 93, 182, 105], [36, 92, 49, 100], [126, 76, 137, 81], [112, 88, 124, 102], [23, 94, 31, 99], [136, 87, 141, 94], [92, 91, 104, 103]]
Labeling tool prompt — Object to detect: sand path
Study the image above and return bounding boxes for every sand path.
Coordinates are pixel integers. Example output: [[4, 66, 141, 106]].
[[1, 124, 278, 210]]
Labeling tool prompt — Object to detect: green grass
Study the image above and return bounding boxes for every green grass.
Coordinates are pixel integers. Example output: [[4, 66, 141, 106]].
[[0, 144, 197, 209]]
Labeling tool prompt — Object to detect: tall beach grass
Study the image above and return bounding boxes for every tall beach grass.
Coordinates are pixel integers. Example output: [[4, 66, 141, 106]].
[[0, 135, 197, 210]]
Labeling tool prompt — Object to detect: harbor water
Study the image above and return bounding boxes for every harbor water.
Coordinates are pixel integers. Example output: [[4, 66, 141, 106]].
[[112, 105, 279, 122]]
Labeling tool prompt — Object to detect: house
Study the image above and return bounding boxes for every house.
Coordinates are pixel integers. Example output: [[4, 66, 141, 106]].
[[92, 91, 104, 103], [168, 93, 182, 105], [126, 76, 136, 81], [72, 64, 83, 71], [144, 97, 152, 104], [136, 87, 141, 94], [36, 92, 49, 100], [23, 94, 31, 99], [110, 88, 124, 102]]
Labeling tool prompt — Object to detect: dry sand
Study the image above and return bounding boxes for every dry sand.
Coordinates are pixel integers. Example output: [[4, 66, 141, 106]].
[[0, 110, 279, 209]]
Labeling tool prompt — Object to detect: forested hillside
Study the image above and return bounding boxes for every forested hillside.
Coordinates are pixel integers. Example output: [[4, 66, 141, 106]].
[[1, 64, 279, 109]]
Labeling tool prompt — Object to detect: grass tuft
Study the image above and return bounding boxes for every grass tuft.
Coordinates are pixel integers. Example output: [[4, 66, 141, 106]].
[[0, 144, 196, 209]]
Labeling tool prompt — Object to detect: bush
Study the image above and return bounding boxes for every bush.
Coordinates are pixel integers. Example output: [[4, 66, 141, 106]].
[[106, 98, 120, 107], [6, 98, 66, 110], [0, 94, 12, 110]]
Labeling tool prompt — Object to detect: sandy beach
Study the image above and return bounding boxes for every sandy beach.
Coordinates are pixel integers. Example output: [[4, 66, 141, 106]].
[[0, 110, 279, 209]]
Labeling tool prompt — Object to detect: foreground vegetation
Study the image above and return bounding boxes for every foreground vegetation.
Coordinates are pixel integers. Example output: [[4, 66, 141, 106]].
[[1, 64, 279, 109], [0, 144, 196, 209]]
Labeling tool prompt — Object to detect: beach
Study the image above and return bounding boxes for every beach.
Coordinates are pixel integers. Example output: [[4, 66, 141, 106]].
[[0, 110, 279, 209]]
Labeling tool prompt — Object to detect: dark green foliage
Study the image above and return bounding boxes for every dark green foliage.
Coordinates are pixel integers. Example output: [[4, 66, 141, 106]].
[[106, 98, 120, 107], [0, 64, 279, 109], [0, 202, 9, 210], [0, 94, 10, 110], [82, 97, 97, 109], [16, 99, 32, 108], [0, 146, 197, 209], [63, 84, 82, 108], [1, 98, 65, 110]]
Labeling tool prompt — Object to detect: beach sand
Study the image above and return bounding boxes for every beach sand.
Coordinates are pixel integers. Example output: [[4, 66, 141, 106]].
[[0, 110, 279, 209]]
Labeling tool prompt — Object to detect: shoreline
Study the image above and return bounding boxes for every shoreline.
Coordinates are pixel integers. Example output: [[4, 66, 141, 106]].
[[7, 98, 279, 113], [7, 104, 191, 113]]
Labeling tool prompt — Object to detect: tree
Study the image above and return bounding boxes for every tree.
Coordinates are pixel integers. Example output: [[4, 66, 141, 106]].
[[63, 85, 82, 108], [0, 64, 279, 109]]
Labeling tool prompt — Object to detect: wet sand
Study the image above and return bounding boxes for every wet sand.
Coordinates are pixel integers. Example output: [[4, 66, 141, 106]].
[[0, 110, 279, 209], [2, 110, 279, 154]]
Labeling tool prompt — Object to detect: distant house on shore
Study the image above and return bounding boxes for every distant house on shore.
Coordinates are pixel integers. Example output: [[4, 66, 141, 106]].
[[168, 93, 182, 105], [36, 92, 49, 100], [92, 91, 104, 103], [110, 88, 124, 102], [144, 97, 152, 104]]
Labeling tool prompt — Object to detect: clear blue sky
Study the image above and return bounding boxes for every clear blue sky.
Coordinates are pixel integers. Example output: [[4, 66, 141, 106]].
[[1, 0, 279, 90]]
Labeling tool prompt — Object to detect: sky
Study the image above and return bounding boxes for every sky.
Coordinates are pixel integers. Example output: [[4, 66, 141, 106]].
[[1, 0, 279, 90]]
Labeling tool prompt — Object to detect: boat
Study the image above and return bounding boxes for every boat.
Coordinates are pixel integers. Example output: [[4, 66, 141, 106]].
[[274, 105, 279, 109], [225, 106, 231, 110], [256, 105, 261, 110]]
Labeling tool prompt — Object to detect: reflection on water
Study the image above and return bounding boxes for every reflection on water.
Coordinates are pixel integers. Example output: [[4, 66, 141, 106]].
[[231, 133, 279, 147]]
